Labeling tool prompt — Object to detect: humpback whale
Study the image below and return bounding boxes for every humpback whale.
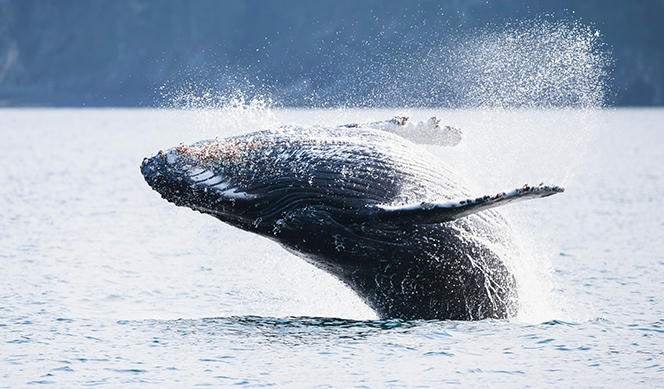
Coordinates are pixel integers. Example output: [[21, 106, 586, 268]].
[[141, 117, 563, 320]]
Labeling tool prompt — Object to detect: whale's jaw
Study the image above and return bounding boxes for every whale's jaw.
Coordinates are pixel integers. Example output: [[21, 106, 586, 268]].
[[140, 147, 261, 232]]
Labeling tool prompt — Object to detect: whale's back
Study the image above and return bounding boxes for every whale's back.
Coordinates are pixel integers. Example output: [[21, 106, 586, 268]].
[[218, 126, 471, 209]]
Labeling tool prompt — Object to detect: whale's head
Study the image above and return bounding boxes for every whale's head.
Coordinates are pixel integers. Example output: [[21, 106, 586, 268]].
[[141, 139, 267, 228], [141, 130, 399, 238]]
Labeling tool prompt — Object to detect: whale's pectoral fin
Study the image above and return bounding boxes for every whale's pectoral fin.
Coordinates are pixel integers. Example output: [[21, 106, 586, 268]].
[[339, 116, 409, 129], [366, 184, 564, 224], [340, 116, 462, 146]]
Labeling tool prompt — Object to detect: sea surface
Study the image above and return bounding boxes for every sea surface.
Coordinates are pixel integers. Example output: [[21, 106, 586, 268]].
[[1, 108, 662, 387]]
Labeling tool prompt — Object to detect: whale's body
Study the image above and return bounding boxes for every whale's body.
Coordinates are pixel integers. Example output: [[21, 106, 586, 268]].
[[141, 120, 562, 320]]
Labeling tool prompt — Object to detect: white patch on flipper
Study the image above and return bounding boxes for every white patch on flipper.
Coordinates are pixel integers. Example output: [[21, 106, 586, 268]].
[[353, 116, 463, 146], [376, 202, 442, 212]]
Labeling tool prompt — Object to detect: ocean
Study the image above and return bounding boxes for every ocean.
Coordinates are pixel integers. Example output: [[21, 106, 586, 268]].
[[1, 108, 662, 387]]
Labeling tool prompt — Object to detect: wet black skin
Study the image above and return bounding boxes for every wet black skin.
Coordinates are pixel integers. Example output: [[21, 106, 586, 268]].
[[271, 207, 516, 320], [141, 129, 517, 320]]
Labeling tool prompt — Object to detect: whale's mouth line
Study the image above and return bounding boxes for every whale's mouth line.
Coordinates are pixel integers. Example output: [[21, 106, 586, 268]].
[[141, 151, 258, 227]]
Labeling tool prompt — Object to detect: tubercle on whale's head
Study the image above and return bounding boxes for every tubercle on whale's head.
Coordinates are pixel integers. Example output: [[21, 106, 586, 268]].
[[173, 139, 253, 165]]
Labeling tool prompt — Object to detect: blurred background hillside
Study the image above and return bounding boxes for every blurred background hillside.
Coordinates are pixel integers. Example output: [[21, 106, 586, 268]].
[[0, 0, 661, 107]]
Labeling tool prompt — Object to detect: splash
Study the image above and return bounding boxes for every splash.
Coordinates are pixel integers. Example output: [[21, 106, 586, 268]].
[[446, 19, 610, 109], [437, 19, 610, 323], [151, 18, 610, 322], [158, 81, 278, 137]]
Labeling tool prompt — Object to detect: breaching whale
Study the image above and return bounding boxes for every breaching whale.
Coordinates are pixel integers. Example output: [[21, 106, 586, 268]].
[[141, 117, 563, 320]]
